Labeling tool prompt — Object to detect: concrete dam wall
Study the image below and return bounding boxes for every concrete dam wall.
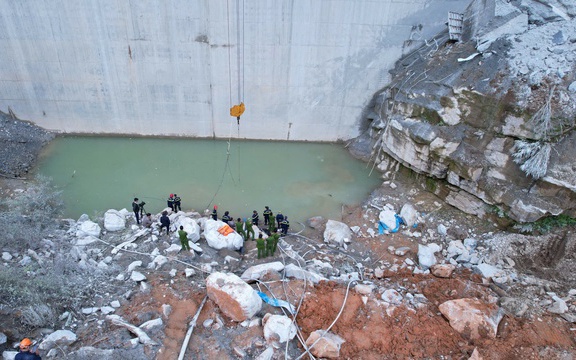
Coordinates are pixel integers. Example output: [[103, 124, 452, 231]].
[[0, 0, 468, 141]]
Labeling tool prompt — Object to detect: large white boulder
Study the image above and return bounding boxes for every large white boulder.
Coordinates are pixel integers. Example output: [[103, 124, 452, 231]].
[[77, 220, 101, 238], [104, 209, 126, 231], [439, 298, 503, 340], [418, 243, 441, 270], [263, 314, 297, 343], [204, 219, 243, 251], [323, 220, 352, 247], [206, 272, 262, 322], [172, 214, 201, 242], [241, 262, 285, 282]]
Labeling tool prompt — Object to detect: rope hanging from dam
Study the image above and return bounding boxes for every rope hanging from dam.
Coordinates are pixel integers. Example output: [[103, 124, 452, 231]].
[[205, 0, 245, 210]]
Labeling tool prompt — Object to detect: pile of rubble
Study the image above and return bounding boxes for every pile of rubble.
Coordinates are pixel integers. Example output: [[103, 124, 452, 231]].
[[1, 190, 575, 359]]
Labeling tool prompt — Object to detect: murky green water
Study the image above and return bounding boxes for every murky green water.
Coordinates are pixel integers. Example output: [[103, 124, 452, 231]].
[[36, 136, 381, 224]]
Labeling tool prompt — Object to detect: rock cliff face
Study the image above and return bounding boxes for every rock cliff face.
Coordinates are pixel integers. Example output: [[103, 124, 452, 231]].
[[355, 0, 576, 223]]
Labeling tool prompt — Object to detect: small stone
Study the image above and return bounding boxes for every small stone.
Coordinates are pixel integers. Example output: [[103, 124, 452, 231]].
[[354, 284, 374, 295], [169, 269, 177, 277], [431, 264, 455, 278], [162, 304, 172, 318], [394, 247, 411, 256], [185, 268, 196, 277], [100, 306, 115, 314], [110, 300, 121, 308], [203, 319, 214, 328], [381, 289, 402, 305], [128, 260, 142, 272], [130, 271, 147, 282]]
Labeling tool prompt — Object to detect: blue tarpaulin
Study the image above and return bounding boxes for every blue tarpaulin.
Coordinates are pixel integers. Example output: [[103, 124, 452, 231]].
[[257, 291, 296, 314], [378, 214, 404, 234]]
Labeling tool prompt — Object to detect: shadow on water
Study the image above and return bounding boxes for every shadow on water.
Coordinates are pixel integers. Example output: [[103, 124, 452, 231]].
[[35, 136, 382, 223]]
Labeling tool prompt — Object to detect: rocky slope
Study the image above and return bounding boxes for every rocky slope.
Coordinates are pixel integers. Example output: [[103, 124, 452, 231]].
[[352, 0, 576, 223], [0, 110, 53, 179]]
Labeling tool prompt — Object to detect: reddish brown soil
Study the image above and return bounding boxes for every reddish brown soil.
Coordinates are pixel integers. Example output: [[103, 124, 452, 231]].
[[297, 278, 576, 360]]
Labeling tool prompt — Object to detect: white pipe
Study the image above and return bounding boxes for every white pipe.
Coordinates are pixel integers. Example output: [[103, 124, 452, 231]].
[[178, 295, 208, 360]]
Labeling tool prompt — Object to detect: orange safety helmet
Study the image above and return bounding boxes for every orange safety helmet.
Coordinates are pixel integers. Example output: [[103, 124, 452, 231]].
[[20, 338, 32, 349]]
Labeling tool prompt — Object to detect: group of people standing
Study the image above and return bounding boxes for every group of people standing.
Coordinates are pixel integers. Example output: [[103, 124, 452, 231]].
[[212, 205, 290, 236], [131, 196, 292, 257]]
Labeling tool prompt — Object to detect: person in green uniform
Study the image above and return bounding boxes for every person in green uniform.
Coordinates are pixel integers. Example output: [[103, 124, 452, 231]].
[[270, 231, 280, 255], [256, 233, 266, 259], [245, 218, 255, 240], [266, 235, 274, 257], [235, 218, 246, 241], [268, 211, 276, 234], [178, 226, 190, 251]]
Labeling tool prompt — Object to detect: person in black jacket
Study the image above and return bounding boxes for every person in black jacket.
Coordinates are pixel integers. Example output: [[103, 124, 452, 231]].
[[252, 210, 259, 227], [132, 198, 141, 225], [15, 338, 41, 360], [173, 194, 181, 213], [276, 211, 284, 229], [160, 211, 170, 235]]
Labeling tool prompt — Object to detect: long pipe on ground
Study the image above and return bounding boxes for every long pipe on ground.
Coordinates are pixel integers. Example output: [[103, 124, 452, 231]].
[[178, 295, 208, 360]]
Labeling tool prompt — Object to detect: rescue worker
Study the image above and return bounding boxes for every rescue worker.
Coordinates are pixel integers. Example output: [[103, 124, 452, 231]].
[[252, 210, 259, 227], [263, 206, 272, 225], [245, 218, 255, 240], [178, 225, 190, 251], [173, 194, 182, 213], [281, 216, 290, 235], [138, 200, 146, 217], [222, 211, 233, 226], [256, 233, 266, 259], [276, 211, 284, 229], [270, 230, 280, 255], [15, 338, 41, 360], [167, 194, 175, 211], [132, 198, 141, 225], [142, 213, 153, 228], [265, 234, 274, 257], [211, 205, 218, 220], [236, 218, 246, 241], [268, 211, 277, 234], [160, 210, 170, 235]]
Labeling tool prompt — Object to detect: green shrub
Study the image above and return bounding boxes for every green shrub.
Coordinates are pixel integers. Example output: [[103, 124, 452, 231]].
[[532, 214, 576, 234]]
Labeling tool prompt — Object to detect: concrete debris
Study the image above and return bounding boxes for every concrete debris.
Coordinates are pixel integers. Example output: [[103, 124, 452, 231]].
[[284, 263, 326, 284], [439, 298, 503, 340], [206, 272, 262, 322], [38, 329, 77, 350], [323, 220, 353, 247], [262, 314, 297, 343], [418, 243, 441, 270], [104, 209, 126, 231], [241, 262, 285, 282], [305, 330, 346, 358], [106, 315, 158, 345], [130, 271, 147, 282]]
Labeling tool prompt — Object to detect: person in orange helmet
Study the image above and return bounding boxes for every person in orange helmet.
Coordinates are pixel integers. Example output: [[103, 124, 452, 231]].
[[15, 338, 41, 360]]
